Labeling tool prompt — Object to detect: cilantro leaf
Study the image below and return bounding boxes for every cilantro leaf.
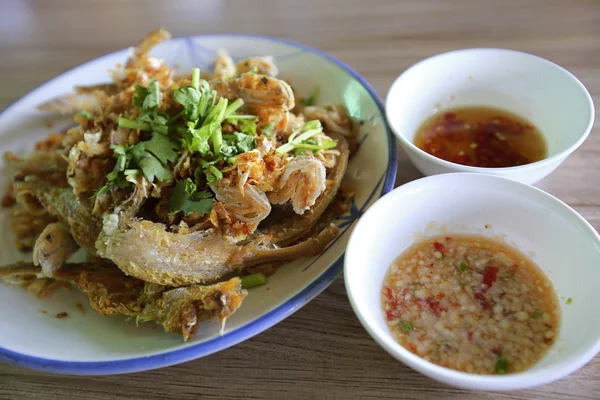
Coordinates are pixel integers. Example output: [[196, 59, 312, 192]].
[[173, 86, 201, 121], [233, 132, 255, 153], [182, 121, 215, 156], [239, 119, 257, 136], [183, 178, 197, 195], [142, 79, 161, 109], [137, 153, 172, 182], [168, 179, 214, 216], [123, 79, 168, 135], [133, 85, 149, 109], [129, 141, 172, 183], [145, 132, 180, 164], [262, 122, 273, 137], [220, 132, 256, 157], [94, 144, 135, 196]]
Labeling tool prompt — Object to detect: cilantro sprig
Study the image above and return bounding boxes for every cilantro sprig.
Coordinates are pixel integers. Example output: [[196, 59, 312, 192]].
[[168, 178, 213, 216], [118, 79, 169, 135], [95, 132, 180, 196], [173, 69, 256, 161], [98, 67, 261, 215]]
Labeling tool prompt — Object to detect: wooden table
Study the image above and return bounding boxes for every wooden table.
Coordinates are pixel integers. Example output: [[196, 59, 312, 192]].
[[1, 0, 598, 398]]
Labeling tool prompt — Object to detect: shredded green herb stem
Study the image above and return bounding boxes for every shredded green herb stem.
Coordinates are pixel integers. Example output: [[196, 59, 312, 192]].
[[275, 120, 337, 155]]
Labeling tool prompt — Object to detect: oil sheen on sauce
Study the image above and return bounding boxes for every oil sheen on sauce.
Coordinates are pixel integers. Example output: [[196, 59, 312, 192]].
[[414, 106, 547, 168]]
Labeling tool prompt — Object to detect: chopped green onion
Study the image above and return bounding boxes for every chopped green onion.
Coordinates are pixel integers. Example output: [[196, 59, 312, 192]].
[[566, 297, 573, 305], [459, 262, 468, 272], [400, 321, 413, 332], [533, 310, 544, 319], [291, 141, 338, 151], [240, 273, 267, 289], [494, 356, 508, 374], [248, 66, 259, 74], [276, 120, 325, 154]]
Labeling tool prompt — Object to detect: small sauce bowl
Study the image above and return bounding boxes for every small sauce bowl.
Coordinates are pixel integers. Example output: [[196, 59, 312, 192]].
[[344, 173, 600, 390], [385, 49, 594, 184]]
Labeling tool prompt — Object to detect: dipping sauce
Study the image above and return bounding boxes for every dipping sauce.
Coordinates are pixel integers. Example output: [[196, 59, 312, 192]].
[[414, 106, 547, 167], [382, 235, 560, 375]]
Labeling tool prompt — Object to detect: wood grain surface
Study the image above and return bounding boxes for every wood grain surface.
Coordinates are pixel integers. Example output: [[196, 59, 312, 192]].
[[0, 0, 599, 399]]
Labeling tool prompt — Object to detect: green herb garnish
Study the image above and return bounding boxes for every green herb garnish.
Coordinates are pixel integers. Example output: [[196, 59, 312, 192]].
[[275, 120, 337, 154], [533, 310, 544, 319], [400, 321, 413, 332], [262, 122, 274, 138], [301, 85, 320, 106], [173, 70, 255, 159], [566, 297, 573, 305], [240, 273, 268, 289], [119, 79, 169, 135], [100, 67, 258, 202], [95, 133, 178, 196], [75, 110, 92, 120], [168, 178, 213, 216], [459, 262, 469, 272], [494, 356, 508, 374]]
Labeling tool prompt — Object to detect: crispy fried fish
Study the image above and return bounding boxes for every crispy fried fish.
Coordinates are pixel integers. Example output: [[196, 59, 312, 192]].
[[96, 218, 338, 286], [0, 262, 246, 341]]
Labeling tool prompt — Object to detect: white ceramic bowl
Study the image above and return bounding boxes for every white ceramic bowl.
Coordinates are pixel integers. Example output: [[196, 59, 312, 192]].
[[385, 49, 595, 184], [0, 34, 396, 374], [345, 173, 600, 391]]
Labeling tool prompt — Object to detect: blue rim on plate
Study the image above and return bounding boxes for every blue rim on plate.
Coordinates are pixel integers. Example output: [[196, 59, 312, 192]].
[[0, 33, 397, 375]]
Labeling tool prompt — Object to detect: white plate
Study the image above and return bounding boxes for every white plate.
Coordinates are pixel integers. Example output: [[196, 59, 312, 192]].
[[0, 34, 396, 374]]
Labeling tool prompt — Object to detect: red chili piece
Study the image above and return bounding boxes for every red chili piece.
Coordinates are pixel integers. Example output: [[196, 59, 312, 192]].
[[385, 310, 395, 321], [452, 154, 470, 165], [474, 292, 491, 311], [433, 241, 447, 254], [482, 266, 499, 289], [419, 298, 446, 316], [383, 286, 400, 320]]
